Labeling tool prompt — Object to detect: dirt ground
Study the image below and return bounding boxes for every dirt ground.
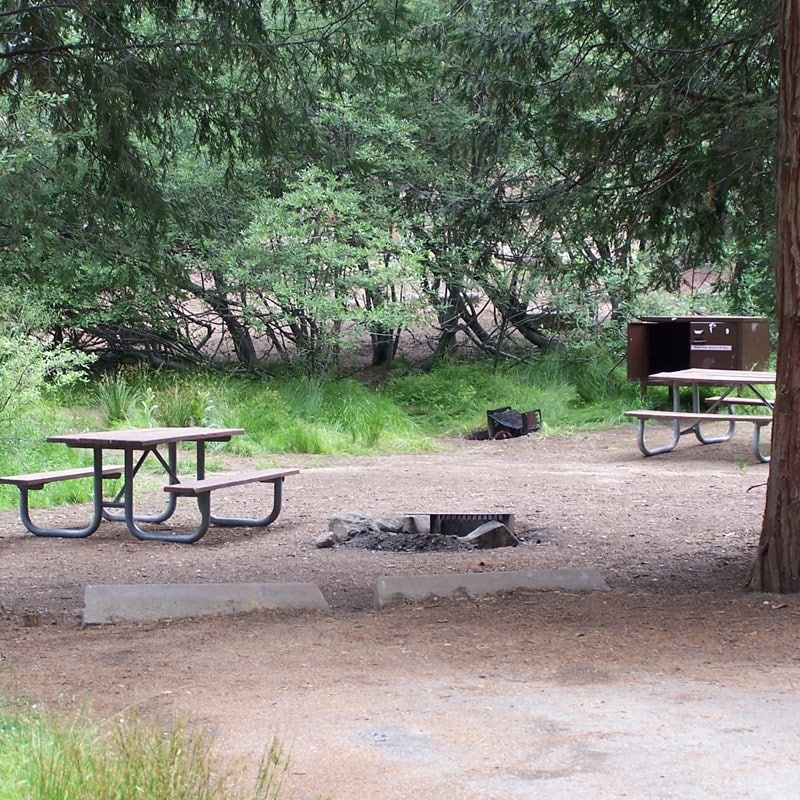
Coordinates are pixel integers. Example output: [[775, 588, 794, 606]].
[[2, 424, 800, 799]]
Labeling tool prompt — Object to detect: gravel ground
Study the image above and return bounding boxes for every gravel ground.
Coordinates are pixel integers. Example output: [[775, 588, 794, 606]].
[[2, 425, 799, 800]]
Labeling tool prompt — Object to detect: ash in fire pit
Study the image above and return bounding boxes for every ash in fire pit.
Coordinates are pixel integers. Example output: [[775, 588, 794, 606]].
[[315, 512, 522, 552]]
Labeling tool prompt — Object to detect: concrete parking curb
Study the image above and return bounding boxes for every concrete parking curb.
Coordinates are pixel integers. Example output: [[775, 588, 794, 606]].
[[374, 568, 609, 609], [83, 582, 330, 625], [82, 569, 608, 623]]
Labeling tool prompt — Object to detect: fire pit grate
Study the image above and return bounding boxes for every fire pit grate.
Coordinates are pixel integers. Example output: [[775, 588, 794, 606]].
[[428, 512, 515, 536]]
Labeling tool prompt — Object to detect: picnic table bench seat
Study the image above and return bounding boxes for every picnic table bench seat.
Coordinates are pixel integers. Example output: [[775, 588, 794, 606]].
[[163, 468, 299, 496], [0, 464, 124, 490], [704, 395, 772, 408], [0, 465, 125, 538], [623, 409, 772, 462], [624, 410, 772, 424], [162, 467, 300, 542]]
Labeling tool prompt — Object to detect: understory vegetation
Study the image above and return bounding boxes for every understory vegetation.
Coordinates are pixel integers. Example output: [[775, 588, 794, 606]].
[[0, 707, 285, 800]]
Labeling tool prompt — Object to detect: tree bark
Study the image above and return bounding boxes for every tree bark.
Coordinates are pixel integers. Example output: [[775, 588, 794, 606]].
[[749, 0, 800, 592], [185, 273, 260, 369]]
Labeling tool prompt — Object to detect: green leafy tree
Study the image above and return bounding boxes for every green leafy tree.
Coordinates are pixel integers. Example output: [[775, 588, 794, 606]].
[[239, 167, 421, 373], [0, 291, 93, 442], [0, 0, 408, 366], [532, 0, 778, 296], [387, 2, 564, 360], [413, 0, 778, 355], [0, 0, 782, 372]]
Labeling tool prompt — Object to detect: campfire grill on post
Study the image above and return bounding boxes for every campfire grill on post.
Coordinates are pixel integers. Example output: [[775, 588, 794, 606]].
[[487, 407, 541, 439]]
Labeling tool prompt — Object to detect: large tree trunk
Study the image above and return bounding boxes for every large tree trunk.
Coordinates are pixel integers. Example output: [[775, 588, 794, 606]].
[[748, 1, 800, 592]]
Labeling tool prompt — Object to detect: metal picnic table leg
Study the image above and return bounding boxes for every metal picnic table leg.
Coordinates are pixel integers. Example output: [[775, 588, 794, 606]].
[[209, 478, 286, 528], [634, 416, 682, 456], [633, 379, 682, 456], [122, 443, 208, 542], [690, 383, 735, 444], [17, 449, 106, 538], [103, 444, 179, 524], [192, 440, 286, 528], [121, 445, 211, 543], [752, 421, 772, 463]]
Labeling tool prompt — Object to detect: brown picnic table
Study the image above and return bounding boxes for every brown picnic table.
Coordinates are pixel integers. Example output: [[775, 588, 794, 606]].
[[0, 426, 298, 543], [624, 368, 775, 462]]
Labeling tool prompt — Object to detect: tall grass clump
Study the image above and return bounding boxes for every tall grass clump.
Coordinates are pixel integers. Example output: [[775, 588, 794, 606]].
[[156, 386, 217, 427], [382, 361, 485, 432], [528, 336, 642, 427], [382, 360, 555, 434], [383, 347, 640, 435], [91, 368, 231, 430], [0, 707, 286, 800], [93, 372, 143, 425], [233, 377, 427, 454], [310, 379, 421, 449]]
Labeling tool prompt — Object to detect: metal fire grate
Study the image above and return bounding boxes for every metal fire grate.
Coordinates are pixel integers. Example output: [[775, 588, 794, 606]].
[[428, 512, 515, 536]]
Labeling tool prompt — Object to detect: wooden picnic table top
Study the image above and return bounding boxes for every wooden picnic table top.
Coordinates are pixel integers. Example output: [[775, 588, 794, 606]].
[[47, 426, 245, 449], [647, 368, 776, 386]]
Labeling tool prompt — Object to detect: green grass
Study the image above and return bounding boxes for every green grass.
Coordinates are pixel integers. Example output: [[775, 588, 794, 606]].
[[0, 706, 285, 800], [0, 354, 639, 511], [382, 353, 640, 434]]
